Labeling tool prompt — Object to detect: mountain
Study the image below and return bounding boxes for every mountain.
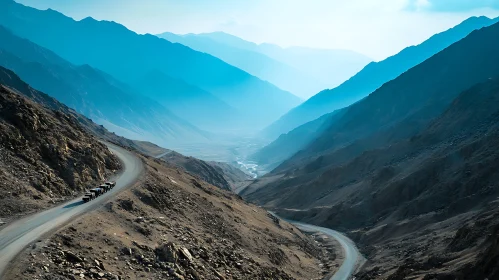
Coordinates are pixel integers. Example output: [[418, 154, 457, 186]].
[[0, 25, 211, 147], [158, 32, 326, 99], [263, 16, 499, 138], [246, 19, 499, 198], [195, 32, 372, 92], [0, 66, 121, 218], [0, 66, 331, 280], [160, 151, 252, 191], [248, 109, 346, 171], [134, 69, 242, 132], [0, 0, 301, 131], [244, 20, 499, 279]]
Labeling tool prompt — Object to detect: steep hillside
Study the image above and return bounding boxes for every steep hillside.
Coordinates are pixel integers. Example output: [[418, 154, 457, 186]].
[[161, 151, 251, 191], [4, 148, 337, 280], [249, 109, 346, 171], [285, 76, 499, 279], [0, 68, 337, 280], [244, 21, 499, 279], [273, 19, 499, 175], [158, 32, 325, 99], [0, 66, 121, 222], [0, 0, 301, 130], [0, 26, 209, 147], [196, 32, 372, 92], [264, 16, 498, 138]]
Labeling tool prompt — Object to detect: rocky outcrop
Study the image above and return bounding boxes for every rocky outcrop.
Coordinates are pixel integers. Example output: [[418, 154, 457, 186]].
[[0, 70, 120, 219]]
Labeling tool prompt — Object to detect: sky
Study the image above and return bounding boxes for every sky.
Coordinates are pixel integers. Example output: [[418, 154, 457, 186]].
[[16, 0, 499, 60]]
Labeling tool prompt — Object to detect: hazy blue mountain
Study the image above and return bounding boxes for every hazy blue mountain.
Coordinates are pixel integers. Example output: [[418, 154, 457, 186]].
[[0, 0, 301, 131], [196, 32, 372, 91], [263, 16, 499, 139], [0, 25, 209, 146], [157, 32, 326, 99], [135, 69, 243, 132], [244, 20, 499, 204]]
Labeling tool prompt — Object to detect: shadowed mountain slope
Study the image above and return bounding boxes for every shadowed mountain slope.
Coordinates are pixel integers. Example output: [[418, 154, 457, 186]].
[[244, 20, 499, 280], [263, 16, 498, 138]]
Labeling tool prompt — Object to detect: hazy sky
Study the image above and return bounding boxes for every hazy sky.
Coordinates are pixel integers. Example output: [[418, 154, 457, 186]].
[[16, 0, 499, 60]]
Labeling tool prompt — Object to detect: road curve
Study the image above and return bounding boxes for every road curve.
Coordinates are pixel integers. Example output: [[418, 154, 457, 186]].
[[292, 221, 365, 280], [0, 143, 144, 277], [268, 211, 365, 280]]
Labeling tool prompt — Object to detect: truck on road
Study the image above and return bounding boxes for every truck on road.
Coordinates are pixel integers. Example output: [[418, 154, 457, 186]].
[[82, 192, 96, 202], [81, 181, 117, 203]]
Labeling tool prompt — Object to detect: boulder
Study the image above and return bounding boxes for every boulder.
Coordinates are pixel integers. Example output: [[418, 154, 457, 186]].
[[155, 242, 178, 263]]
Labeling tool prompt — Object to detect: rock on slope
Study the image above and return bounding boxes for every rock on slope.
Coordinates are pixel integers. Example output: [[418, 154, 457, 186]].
[[3, 153, 337, 280], [0, 66, 121, 221]]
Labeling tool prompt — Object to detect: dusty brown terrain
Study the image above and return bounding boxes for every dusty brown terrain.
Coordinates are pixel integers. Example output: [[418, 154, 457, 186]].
[[161, 151, 252, 191], [355, 202, 499, 280], [0, 77, 120, 224], [244, 24, 499, 280], [4, 156, 340, 280]]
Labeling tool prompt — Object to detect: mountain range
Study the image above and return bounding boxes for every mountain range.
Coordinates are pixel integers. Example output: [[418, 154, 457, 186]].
[[0, 0, 301, 133], [243, 19, 499, 279], [191, 32, 373, 93], [0, 25, 210, 146], [158, 32, 371, 99], [262, 16, 499, 139]]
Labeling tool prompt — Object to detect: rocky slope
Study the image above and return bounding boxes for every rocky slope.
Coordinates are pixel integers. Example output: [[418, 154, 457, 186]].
[[0, 66, 121, 222], [263, 16, 498, 138], [244, 22, 499, 279], [3, 154, 339, 280], [161, 151, 252, 191]]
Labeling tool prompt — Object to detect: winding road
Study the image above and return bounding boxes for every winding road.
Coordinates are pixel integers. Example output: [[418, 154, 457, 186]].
[[0, 142, 363, 280], [292, 221, 365, 280], [269, 211, 365, 280], [0, 143, 144, 277]]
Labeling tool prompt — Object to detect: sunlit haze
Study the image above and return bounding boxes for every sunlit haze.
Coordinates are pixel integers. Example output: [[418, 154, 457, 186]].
[[15, 0, 499, 60]]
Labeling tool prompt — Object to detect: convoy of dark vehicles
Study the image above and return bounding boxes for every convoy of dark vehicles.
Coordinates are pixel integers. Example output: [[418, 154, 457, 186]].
[[82, 181, 116, 202]]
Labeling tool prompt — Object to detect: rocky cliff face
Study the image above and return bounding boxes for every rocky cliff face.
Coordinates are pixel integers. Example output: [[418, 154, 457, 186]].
[[0, 69, 121, 221]]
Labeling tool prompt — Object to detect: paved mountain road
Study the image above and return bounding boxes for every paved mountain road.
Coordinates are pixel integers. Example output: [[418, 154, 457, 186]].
[[292, 222, 365, 280], [0, 143, 144, 277], [269, 211, 365, 280]]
